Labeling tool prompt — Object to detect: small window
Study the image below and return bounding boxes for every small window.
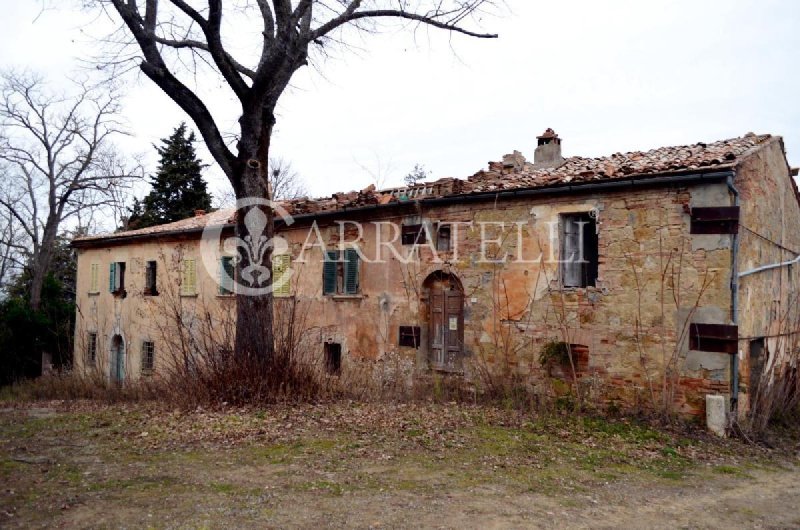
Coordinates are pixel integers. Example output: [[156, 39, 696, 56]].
[[181, 259, 197, 296], [689, 323, 738, 354], [109, 262, 126, 296], [86, 332, 97, 365], [142, 340, 155, 373], [560, 213, 598, 288], [436, 225, 451, 252], [322, 249, 359, 295], [399, 326, 421, 348], [89, 263, 99, 293], [324, 342, 342, 375], [272, 254, 291, 297], [144, 261, 158, 296], [219, 256, 235, 296], [690, 206, 740, 234], [401, 224, 426, 245]]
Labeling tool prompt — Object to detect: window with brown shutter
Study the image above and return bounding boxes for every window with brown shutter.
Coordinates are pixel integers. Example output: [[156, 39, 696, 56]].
[[690, 206, 740, 234]]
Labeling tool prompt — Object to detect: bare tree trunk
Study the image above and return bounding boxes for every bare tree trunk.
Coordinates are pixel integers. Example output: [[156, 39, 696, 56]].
[[233, 116, 275, 362], [29, 219, 59, 310]]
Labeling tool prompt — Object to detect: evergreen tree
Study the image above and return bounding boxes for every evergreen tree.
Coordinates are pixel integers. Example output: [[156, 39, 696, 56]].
[[130, 123, 212, 229]]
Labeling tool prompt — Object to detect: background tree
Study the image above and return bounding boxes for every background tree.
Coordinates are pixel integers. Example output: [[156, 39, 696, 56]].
[[403, 163, 430, 187], [99, 0, 497, 362], [0, 234, 77, 383], [0, 71, 139, 310], [128, 123, 212, 229], [269, 157, 308, 200]]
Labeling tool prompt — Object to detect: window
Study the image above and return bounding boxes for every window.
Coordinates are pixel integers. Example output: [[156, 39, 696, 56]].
[[219, 256, 235, 295], [109, 262, 126, 296], [399, 326, 421, 348], [322, 249, 359, 295], [689, 323, 738, 354], [324, 342, 342, 375], [86, 332, 97, 365], [690, 206, 740, 234], [142, 340, 155, 373], [272, 254, 291, 297], [181, 259, 197, 296], [436, 225, 451, 252], [560, 213, 598, 288], [144, 261, 158, 296], [401, 224, 426, 245], [89, 263, 99, 293]]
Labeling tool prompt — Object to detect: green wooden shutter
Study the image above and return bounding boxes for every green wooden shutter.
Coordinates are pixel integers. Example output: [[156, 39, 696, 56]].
[[219, 257, 234, 295], [218, 258, 225, 295], [109, 262, 116, 292], [344, 249, 359, 295], [323, 251, 338, 295]]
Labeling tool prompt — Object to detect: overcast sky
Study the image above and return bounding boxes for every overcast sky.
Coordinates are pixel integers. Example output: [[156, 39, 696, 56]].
[[3, 0, 799, 202]]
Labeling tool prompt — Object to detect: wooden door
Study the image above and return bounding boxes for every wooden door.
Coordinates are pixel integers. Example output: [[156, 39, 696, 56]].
[[428, 278, 463, 370]]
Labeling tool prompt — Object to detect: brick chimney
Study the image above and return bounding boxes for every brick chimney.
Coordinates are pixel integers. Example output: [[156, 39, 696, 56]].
[[194, 209, 206, 217], [533, 128, 565, 169]]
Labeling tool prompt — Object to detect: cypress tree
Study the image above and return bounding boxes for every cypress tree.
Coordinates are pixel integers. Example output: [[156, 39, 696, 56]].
[[130, 123, 212, 229]]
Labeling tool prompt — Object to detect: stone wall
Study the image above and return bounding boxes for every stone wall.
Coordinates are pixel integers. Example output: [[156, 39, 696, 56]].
[[75, 150, 800, 416], [734, 138, 800, 419]]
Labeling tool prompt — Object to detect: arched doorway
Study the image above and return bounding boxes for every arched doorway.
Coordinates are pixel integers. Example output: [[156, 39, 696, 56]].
[[110, 335, 125, 383], [423, 271, 464, 371]]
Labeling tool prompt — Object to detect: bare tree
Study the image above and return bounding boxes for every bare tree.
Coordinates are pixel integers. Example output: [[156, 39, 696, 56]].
[[96, 0, 498, 362], [0, 71, 139, 310], [0, 208, 25, 294], [269, 157, 308, 200]]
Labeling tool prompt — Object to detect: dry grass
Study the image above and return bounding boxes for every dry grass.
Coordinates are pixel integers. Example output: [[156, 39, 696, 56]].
[[0, 401, 797, 528]]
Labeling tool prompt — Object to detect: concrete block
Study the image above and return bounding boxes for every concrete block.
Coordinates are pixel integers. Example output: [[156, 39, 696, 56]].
[[706, 394, 727, 437]]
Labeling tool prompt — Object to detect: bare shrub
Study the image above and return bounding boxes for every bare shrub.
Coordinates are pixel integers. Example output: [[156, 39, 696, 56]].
[[0, 370, 151, 403]]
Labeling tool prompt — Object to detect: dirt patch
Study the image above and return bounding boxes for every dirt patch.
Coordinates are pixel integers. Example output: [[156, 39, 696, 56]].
[[0, 402, 798, 528]]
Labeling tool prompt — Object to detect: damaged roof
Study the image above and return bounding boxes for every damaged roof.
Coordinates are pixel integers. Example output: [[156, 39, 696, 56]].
[[74, 132, 775, 244]]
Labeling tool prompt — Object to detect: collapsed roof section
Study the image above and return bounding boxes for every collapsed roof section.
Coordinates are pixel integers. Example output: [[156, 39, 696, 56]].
[[74, 132, 776, 245]]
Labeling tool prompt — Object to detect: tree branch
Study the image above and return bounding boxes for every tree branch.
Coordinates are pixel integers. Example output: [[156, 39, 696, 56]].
[[308, 7, 499, 41]]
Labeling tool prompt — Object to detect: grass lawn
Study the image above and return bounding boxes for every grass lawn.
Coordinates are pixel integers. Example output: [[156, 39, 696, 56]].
[[0, 401, 798, 528]]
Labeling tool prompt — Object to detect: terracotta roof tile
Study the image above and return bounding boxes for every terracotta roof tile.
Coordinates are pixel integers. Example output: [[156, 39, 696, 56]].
[[75, 133, 774, 244]]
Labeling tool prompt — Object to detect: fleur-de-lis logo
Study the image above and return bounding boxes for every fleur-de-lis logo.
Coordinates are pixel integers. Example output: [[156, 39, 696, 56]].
[[226, 207, 271, 286], [200, 198, 295, 297]]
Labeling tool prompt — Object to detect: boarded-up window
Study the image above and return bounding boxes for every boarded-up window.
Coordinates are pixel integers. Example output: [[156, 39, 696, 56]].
[[322, 250, 359, 295], [272, 254, 291, 297], [560, 213, 598, 288], [690, 207, 739, 234], [89, 263, 99, 293], [689, 323, 738, 354], [142, 340, 155, 373], [401, 224, 426, 245], [219, 256, 235, 295], [109, 262, 126, 295], [181, 259, 197, 296], [144, 261, 158, 296]]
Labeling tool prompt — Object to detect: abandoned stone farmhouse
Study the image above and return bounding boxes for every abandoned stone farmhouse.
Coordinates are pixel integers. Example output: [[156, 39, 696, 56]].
[[72, 130, 800, 418]]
